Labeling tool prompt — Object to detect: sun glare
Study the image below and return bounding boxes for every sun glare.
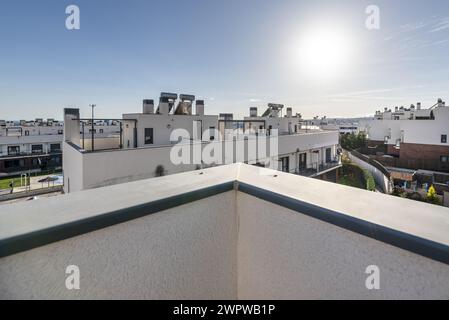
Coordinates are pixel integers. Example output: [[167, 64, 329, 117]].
[[293, 25, 354, 79]]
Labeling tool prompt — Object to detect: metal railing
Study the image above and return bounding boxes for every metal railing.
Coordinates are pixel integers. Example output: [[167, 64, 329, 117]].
[[1, 150, 62, 158]]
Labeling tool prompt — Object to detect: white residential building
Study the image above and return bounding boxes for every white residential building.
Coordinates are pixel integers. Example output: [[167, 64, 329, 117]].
[[63, 93, 341, 193], [0, 118, 120, 177], [359, 99, 449, 172], [306, 117, 370, 135]]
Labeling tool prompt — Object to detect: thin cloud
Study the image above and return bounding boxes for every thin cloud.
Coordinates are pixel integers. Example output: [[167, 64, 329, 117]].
[[429, 17, 449, 32], [327, 86, 426, 102]]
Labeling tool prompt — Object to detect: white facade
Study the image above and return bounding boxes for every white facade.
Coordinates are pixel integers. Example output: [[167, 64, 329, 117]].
[[306, 117, 369, 135], [360, 99, 449, 146], [0, 119, 120, 157], [0, 118, 120, 177]]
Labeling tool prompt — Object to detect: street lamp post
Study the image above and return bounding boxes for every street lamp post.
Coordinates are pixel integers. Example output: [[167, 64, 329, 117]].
[[89, 104, 96, 151]]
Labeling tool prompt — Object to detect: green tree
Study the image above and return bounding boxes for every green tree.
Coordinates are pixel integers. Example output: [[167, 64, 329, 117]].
[[341, 132, 367, 150]]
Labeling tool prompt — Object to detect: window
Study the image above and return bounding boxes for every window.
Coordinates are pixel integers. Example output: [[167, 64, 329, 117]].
[[31, 144, 43, 154], [24, 130, 29, 136], [441, 156, 449, 163], [442, 135, 447, 144], [209, 127, 215, 141], [280, 157, 289, 173], [326, 148, 332, 163], [299, 153, 307, 169], [5, 159, 24, 169], [7, 146, 20, 155], [51, 155, 61, 165], [50, 143, 61, 153], [144, 128, 154, 145], [99, 129, 104, 134], [89, 129, 97, 134], [58, 129, 63, 135]]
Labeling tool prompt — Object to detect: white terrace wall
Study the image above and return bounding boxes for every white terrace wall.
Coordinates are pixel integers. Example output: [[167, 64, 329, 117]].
[[64, 131, 339, 193], [1, 190, 449, 299], [237, 192, 449, 299], [64, 138, 272, 192], [63, 142, 84, 194], [80, 144, 200, 190], [81, 137, 121, 151], [1, 163, 449, 299], [0, 191, 238, 300]]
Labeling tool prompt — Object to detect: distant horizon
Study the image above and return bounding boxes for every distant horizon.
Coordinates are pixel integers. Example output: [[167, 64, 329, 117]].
[[2, 96, 446, 122], [2, 0, 449, 120]]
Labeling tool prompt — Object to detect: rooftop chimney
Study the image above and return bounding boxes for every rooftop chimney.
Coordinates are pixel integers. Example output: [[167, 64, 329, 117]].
[[286, 107, 293, 117], [196, 100, 205, 116], [143, 99, 154, 114], [250, 107, 258, 117], [417, 102, 421, 110], [438, 98, 443, 108]]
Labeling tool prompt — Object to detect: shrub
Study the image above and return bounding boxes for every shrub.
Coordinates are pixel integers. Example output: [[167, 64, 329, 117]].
[[363, 169, 376, 192], [155, 165, 165, 177], [426, 185, 441, 205], [407, 192, 424, 202]]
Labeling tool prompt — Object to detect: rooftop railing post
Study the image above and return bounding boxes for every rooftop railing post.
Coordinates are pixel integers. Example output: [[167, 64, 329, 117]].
[[81, 122, 85, 149], [119, 122, 123, 149], [90, 104, 96, 151]]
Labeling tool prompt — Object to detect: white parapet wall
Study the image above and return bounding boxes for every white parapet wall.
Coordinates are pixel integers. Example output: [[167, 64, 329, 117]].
[[80, 137, 121, 151], [63, 130, 339, 193], [237, 192, 449, 299], [1, 164, 449, 299]]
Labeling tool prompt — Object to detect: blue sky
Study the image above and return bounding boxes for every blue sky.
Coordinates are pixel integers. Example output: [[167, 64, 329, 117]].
[[1, 0, 449, 120]]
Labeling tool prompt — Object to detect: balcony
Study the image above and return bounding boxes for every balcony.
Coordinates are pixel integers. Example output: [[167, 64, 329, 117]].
[[1, 163, 449, 299], [297, 160, 342, 178]]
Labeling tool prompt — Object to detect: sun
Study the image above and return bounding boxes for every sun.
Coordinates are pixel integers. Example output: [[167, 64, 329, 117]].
[[293, 25, 354, 79]]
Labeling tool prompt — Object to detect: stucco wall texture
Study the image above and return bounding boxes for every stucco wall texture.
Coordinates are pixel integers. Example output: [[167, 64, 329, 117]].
[[237, 193, 449, 300], [1, 191, 449, 299], [0, 192, 238, 300]]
